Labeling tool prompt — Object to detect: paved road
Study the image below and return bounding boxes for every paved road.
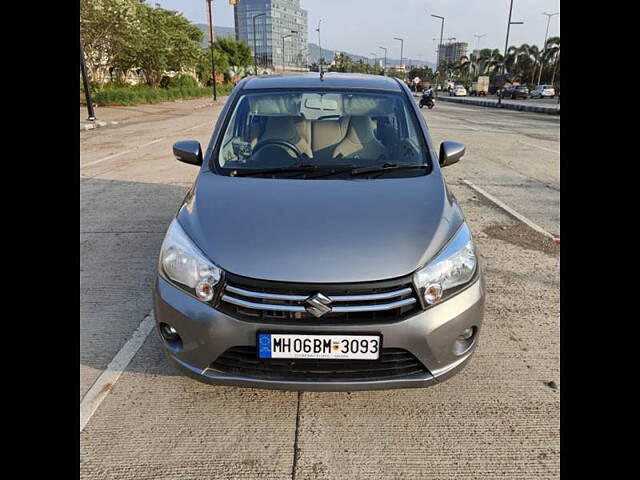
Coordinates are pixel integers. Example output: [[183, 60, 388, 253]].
[[80, 97, 559, 479], [422, 100, 560, 236]]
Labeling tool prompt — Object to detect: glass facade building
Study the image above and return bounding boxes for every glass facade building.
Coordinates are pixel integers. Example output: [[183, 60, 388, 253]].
[[234, 0, 308, 71]]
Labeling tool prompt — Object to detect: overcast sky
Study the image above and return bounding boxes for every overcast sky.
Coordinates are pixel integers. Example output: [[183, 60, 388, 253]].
[[154, 0, 560, 63]]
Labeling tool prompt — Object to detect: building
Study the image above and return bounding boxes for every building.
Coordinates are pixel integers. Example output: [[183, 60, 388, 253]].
[[234, 0, 308, 72], [438, 42, 469, 63]]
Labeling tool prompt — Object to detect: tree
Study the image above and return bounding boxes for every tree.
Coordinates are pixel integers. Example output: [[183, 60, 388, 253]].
[[214, 37, 253, 70], [195, 47, 229, 85], [81, 1, 204, 87], [80, 0, 144, 82], [134, 6, 203, 87]]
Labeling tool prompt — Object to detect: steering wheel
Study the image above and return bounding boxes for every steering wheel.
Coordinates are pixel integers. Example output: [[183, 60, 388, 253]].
[[252, 139, 302, 165]]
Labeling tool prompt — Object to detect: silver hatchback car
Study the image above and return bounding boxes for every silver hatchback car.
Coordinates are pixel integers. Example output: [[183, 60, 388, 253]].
[[153, 73, 485, 391]]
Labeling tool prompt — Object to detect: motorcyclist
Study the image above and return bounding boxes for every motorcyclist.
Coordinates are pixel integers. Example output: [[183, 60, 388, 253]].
[[423, 86, 433, 98]]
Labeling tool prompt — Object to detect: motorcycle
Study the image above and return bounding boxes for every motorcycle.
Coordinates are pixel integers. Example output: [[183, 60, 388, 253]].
[[419, 91, 435, 109]]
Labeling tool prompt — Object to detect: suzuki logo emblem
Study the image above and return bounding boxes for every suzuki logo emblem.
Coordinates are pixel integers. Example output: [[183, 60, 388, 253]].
[[305, 292, 332, 317]]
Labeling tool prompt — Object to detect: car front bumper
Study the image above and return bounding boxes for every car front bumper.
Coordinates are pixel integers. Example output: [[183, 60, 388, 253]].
[[153, 274, 485, 391]]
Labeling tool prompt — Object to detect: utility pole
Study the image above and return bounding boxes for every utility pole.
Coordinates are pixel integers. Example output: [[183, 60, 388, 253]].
[[80, 39, 95, 121], [537, 12, 559, 85], [498, 0, 523, 106], [206, 0, 217, 100], [253, 12, 266, 75], [430, 14, 444, 98]]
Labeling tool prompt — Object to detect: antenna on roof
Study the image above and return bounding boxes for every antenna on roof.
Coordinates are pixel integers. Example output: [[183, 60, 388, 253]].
[[316, 20, 324, 81]]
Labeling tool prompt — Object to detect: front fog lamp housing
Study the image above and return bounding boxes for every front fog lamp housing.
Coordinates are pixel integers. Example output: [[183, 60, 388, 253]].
[[160, 219, 222, 302], [414, 223, 477, 306]]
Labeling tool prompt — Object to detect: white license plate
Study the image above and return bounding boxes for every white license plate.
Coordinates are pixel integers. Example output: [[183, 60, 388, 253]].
[[257, 333, 381, 360]]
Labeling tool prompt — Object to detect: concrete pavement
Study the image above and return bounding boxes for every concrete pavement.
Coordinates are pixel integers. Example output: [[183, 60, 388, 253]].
[[79, 96, 225, 132], [80, 98, 559, 479]]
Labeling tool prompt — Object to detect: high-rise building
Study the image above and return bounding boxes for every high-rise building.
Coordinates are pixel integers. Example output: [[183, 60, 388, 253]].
[[438, 42, 469, 63], [234, 0, 308, 72]]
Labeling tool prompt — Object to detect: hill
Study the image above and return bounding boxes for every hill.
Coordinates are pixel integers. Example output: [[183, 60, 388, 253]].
[[195, 24, 236, 49]]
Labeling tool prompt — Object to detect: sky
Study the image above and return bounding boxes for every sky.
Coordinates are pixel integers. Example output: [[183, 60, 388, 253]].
[[153, 0, 560, 64]]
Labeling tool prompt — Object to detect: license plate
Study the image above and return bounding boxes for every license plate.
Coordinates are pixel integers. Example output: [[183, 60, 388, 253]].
[[257, 333, 381, 360]]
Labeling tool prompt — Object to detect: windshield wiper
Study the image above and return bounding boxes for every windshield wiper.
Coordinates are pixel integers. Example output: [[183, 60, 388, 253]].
[[350, 162, 428, 176], [230, 163, 317, 177]]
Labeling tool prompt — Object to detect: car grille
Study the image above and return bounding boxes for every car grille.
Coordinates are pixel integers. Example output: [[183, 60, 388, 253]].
[[208, 346, 429, 381], [216, 273, 421, 324]]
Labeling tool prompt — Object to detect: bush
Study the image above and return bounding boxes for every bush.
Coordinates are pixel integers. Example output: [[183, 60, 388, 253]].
[[92, 84, 234, 105], [170, 73, 199, 89]]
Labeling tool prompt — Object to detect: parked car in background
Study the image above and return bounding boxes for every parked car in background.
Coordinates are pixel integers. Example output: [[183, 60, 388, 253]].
[[449, 85, 467, 97], [153, 73, 485, 392], [530, 84, 555, 98], [502, 85, 529, 99]]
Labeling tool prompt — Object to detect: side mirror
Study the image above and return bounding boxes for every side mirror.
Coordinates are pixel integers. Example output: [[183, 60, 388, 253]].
[[173, 140, 202, 166], [439, 141, 465, 167]]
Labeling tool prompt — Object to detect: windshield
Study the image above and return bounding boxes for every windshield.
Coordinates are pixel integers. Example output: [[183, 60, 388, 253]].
[[215, 89, 430, 176]]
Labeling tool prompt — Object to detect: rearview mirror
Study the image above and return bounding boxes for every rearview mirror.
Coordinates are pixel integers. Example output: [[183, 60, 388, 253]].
[[439, 141, 465, 167], [173, 140, 202, 166]]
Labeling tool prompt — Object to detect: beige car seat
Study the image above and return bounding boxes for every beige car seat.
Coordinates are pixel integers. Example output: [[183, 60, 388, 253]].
[[332, 116, 388, 160], [311, 117, 350, 162], [255, 117, 313, 158]]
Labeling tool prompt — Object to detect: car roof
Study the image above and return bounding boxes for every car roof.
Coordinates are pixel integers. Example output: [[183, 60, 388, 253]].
[[242, 72, 404, 92]]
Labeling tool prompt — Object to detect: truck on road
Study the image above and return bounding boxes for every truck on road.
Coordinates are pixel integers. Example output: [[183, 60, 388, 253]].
[[469, 76, 489, 96]]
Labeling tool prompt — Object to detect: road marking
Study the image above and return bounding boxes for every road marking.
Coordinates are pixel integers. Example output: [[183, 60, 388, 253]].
[[462, 179, 558, 240], [80, 121, 212, 170], [517, 140, 559, 154], [81, 139, 164, 168], [80, 311, 155, 432]]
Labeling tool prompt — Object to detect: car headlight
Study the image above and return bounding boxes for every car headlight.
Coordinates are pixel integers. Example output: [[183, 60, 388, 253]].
[[159, 219, 222, 302], [413, 223, 477, 305]]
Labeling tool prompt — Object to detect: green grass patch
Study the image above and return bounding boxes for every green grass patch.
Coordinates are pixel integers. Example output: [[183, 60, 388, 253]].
[[92, 84, 234, 105]]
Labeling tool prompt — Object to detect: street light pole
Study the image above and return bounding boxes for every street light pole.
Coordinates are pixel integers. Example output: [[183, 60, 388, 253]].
[[253, 12, 266, 76], [430, 14, 444, 98], [282, 30, 297, 73], [537, 12, 559, 85], [498, 0, 523, 106], [394, 37, 404, 72], [379, 46, 387, 74], [472, 34, 485, 78], [206, 0, 217, 100], [80, 39, 96, 121], [370, 52, 377, 72], [551, 47, 560, 86], [316, 20, 323, 73]]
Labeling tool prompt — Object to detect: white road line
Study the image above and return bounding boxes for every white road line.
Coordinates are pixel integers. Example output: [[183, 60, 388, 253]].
[[80, 311, 155, 432], [81, 139, 164, 168], [517, 140, 560, 154], [80, 120, 213, 170], [462, 179, 558, 240]]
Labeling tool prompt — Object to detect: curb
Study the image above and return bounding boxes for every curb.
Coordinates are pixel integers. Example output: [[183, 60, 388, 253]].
[[80, 120, 119, 132], [435, 95, 559, 115]]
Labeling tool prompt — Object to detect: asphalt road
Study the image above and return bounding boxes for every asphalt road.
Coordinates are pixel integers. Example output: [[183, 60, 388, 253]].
[[80, 97, 559, 479]]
